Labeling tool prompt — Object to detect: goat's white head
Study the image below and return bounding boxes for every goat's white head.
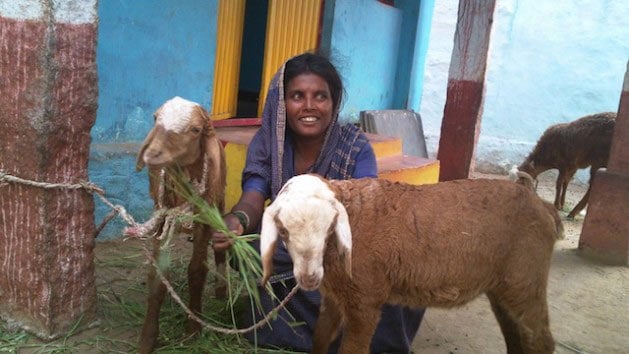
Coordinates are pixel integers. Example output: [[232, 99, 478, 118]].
[[136, 96, 209, 170], [260, 174, 352, 291]]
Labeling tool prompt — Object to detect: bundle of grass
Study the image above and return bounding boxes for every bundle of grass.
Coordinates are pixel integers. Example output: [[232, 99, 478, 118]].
[[158, 169, 272, 322]]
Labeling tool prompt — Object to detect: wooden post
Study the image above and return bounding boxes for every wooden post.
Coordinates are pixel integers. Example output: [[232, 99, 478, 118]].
[[437, 0, 496, 181], [579, 61, 629, 266], [0, 1, 98, 338]]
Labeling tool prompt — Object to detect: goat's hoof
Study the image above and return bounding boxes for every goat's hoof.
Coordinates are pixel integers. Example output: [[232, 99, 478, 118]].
[[138, 339, 156, 354]]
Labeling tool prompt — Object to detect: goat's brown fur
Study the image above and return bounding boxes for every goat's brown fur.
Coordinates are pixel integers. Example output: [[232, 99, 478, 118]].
[[136, 98, 227, 354], [263, 176, 562, 354], [518, 112, 616, 218]]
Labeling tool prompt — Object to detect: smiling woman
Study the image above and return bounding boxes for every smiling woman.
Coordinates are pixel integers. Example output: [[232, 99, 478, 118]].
[[211, 52, 425, 353], [285, 73, 334, 173]]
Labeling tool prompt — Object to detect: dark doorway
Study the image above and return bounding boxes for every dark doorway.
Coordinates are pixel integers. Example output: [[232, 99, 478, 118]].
[[236, 0, 268, 117]]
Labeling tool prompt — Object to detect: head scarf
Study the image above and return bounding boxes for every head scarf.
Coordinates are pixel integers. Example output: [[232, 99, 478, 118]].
[[242, 56, 369, 200]]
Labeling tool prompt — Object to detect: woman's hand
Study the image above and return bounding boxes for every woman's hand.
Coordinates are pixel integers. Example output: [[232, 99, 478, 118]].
[[211, 213, 243, 251]]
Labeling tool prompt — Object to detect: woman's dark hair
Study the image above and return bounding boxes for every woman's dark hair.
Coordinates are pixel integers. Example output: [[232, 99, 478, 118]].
[[283, 52, 344, 112]]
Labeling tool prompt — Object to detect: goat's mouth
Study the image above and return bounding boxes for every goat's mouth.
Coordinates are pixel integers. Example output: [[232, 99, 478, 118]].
[[296, 275, 322, 291]]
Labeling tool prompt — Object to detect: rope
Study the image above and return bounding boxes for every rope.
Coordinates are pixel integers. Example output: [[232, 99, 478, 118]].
[[0, 169, 104, 194], [0, 168, 298, 334], [149, 247, 299, 335]]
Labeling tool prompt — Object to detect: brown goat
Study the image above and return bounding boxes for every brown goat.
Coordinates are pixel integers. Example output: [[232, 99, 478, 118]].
[[260, 174, 563, 354], [517, 112, 616, 218], [135, 97, 227, 353]]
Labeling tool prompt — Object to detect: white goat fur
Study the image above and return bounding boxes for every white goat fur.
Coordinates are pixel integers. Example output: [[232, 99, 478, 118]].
[[260, 174, 562, 354]]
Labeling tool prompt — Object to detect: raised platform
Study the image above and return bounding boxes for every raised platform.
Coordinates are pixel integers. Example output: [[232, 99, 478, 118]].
[[216, 124, 440, 210]]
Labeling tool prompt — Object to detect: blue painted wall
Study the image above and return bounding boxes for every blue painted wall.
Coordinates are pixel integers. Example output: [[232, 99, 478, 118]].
[[392, 0, 420, 109], [408, 0, 435, 111], [329, 0, 403, 123], [94, 0, 218, 143], [91, 0, 218, 238]]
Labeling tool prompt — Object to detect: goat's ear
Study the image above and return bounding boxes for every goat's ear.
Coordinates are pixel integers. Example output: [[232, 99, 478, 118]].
[[195, 105, 212, 129], [332, 199, 352, 278], [136, 127, 157, 171], [260, 207, 278, 285], [203, 129, 226, 198]]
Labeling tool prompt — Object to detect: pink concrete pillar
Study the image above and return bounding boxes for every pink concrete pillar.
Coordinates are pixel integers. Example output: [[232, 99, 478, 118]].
[[437, 0, 496, 181], [0, 1, 98, 338], [579, 61, 629, 266]]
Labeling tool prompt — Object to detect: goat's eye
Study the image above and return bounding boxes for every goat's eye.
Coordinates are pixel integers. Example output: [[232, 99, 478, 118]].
[[278, 227, 289, 240], [190, 126, 202, 134]]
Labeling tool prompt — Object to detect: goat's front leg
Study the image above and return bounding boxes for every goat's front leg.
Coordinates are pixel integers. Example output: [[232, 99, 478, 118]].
[[556, 170, 575, 210], [554, 172, 566, 210], [312, 296, 343, 354], [139, 238, 168, 354], [568, 167, 597, 218], [568, 185, 591, 219], [338, 305, 381, 354], [213, 247, 227, 299], [187, 228, 210, 334]]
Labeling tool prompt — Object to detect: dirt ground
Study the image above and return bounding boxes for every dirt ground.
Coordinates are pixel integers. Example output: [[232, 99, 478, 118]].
[[84, 172, 626, 353], [413, 172, 628, 354]]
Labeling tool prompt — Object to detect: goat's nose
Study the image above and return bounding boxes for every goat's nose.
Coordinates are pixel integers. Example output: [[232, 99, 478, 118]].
[[145, 149, 161, 159], [143, 149, 164, 165]]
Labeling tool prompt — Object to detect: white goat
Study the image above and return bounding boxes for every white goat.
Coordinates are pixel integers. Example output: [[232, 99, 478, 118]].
[[260, 174, 562, 354], [134, 96, 226, 354]]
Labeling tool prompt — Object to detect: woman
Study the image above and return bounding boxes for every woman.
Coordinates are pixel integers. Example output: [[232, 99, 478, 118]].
[[212, 52, 424, 353]]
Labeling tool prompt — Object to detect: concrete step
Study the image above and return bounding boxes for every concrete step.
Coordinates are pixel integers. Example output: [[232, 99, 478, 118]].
[[377, 155, 440, 185], [215, 124, 439, 210], [363, 132, 402, 159]]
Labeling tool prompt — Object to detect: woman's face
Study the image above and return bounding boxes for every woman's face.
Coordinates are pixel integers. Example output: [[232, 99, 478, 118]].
[[285, 73, 334, 140]]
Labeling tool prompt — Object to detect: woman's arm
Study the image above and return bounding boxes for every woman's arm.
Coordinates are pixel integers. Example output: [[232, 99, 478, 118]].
[[211, 189, 266, 251], [352, 142, 378, 178]]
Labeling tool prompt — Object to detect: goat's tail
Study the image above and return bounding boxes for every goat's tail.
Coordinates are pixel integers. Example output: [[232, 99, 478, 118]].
[[509, 166, 535, 191]]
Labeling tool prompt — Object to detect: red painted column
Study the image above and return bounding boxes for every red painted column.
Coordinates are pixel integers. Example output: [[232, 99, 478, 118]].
[[579, 61, 629, 265], [0, 1, 98, 338], [437, 0, 496, 181]]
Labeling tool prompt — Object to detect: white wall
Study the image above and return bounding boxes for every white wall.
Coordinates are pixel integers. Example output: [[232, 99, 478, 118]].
[[420, 0, 628, 181]]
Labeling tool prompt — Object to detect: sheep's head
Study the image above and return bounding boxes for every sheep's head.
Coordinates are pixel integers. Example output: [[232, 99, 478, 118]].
[[517, 160, 540, 178], [260, 174, 352, 291], [136, 96, 210, 171]]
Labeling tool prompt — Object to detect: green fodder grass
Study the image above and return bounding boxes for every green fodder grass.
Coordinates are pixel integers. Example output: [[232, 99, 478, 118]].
[[1, 240, 298, 353]]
